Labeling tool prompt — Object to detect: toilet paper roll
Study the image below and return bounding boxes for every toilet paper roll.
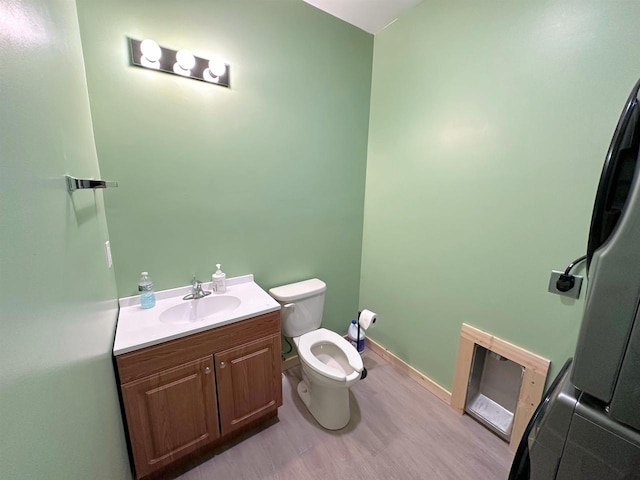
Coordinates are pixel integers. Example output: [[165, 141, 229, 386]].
[[359, 309, 377, 330]]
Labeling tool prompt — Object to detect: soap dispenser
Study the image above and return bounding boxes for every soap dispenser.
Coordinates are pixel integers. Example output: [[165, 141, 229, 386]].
[[211, 264, 226, 294]]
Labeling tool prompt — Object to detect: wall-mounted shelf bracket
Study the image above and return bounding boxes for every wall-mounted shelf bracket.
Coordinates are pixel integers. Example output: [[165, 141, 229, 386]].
[[66, 175, 118, 193]]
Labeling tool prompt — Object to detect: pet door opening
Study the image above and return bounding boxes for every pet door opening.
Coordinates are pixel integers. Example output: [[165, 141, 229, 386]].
[[465, 345, 524, 441]]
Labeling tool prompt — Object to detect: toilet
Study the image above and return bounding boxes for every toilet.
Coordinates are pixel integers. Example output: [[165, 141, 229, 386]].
[[269, 278, 364, 430]]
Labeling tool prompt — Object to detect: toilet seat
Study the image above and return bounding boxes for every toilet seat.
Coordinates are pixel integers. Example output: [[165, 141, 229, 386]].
[[297, 328, 363, 382]]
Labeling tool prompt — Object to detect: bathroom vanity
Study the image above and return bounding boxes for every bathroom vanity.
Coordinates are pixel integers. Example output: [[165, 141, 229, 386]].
[[113, 276, 282, 479]]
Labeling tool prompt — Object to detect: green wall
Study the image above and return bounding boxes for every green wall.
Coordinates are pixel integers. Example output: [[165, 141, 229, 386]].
[[76, 0, 373, 333], [6, 5, 637, 477], [361, 0, 640, 389], [0, 0, 130, 478]]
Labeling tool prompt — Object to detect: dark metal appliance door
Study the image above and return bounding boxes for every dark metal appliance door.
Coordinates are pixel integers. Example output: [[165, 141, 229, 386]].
[[587, 78, 640, 266], [509, 359, 575, 480], [572, 79, 640, 404]]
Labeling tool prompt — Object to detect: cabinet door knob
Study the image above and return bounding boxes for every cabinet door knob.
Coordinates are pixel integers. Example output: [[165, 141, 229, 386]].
[[220, 361, 226, 369], [205, 366, 211, 374]]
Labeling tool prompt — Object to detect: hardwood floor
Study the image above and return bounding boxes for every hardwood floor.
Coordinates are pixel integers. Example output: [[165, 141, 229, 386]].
[[176, 349, 513, 480]]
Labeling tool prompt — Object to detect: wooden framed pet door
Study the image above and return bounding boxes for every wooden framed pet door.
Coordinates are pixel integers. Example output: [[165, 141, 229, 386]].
[[451, 324, 550, 451]]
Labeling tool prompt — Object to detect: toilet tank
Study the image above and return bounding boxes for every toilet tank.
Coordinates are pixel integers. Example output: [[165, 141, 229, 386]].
[[269, 278, 326, 338]]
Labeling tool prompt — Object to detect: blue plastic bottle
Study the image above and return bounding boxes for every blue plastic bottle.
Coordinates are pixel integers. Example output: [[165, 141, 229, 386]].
[[138, 272, 156, 309]]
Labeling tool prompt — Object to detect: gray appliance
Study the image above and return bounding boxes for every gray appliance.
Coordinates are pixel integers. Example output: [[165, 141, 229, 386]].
[[510, 79, 640, 480]]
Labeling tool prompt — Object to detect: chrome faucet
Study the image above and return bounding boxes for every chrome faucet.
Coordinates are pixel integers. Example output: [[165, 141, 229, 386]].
[[183, 276, 211, 300]]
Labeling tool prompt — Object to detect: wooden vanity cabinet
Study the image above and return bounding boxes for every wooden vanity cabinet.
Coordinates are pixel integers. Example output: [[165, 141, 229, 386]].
[[216, 333, 281, 436], [120, 356, 219, 477], [115, 311, 281, 479]]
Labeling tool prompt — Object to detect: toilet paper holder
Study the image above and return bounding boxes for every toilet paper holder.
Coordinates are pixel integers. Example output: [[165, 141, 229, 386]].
[[358, 309, 377, 330], [355, 309, 377, 356]]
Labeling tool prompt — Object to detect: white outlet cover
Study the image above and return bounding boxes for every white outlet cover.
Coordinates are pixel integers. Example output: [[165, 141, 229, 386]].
[[548, 270, 583, 299]]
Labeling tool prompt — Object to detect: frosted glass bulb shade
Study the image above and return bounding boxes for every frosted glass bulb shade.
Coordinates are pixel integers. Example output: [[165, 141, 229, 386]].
[[203, 68, 219, 83], [140, 39, 161, 62], [176, 49, 196, 70], [208, 57, 226, 77]]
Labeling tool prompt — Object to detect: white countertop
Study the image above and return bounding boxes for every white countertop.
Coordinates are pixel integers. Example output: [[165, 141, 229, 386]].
[[113, 275, 281, 356]]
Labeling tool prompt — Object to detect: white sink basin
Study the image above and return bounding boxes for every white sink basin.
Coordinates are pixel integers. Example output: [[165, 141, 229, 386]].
[[159, 295, 241, 324], [114, 275, 281, 356]]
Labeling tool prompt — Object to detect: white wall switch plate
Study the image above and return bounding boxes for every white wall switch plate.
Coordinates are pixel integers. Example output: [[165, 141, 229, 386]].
[[104, 240, 113, 268]]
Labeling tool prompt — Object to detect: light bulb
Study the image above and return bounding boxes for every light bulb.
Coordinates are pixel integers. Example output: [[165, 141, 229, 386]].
[[175, 49, 196, 70], [203, 69, 219, 83], [140, 39, 161, 62], [208, 57, 226, 77]]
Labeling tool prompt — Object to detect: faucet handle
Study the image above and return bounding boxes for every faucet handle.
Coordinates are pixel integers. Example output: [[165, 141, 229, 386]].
[[183, 275, 210, 300], [191, 275, 203, 294]]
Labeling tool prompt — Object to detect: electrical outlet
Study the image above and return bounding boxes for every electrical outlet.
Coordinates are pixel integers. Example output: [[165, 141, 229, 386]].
[[105, 241, 113, 268], [548, 270, 583, 299]]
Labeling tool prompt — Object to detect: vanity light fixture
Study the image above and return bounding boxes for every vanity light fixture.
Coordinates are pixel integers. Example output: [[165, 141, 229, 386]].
[[129, 37, 230, 88]]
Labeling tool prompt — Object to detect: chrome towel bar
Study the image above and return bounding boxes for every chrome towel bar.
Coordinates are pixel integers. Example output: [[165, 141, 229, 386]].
[[65, 175, 118, 192]]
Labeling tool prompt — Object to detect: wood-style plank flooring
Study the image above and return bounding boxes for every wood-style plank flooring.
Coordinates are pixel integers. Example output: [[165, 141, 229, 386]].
[[177, 349, 513, 479]]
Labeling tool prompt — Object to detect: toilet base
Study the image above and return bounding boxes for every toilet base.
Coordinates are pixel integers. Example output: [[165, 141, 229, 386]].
[[296, 371, 352, 430]]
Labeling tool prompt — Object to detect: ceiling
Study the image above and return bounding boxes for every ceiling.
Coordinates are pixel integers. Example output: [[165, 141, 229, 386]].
[[303, 0, 423, 34]]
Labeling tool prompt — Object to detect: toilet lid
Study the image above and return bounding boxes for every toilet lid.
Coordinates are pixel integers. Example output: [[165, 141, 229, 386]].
[[297, 328, 363, 382]]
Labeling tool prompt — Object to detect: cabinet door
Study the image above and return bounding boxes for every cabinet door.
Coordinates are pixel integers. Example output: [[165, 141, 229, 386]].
[[215, 333, 282, 436], [121, 356, 219, 479]]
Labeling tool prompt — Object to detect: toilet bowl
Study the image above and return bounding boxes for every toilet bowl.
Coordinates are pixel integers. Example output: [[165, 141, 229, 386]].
[[294, 328, 363, 429], [269, 279, 364, 430]]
